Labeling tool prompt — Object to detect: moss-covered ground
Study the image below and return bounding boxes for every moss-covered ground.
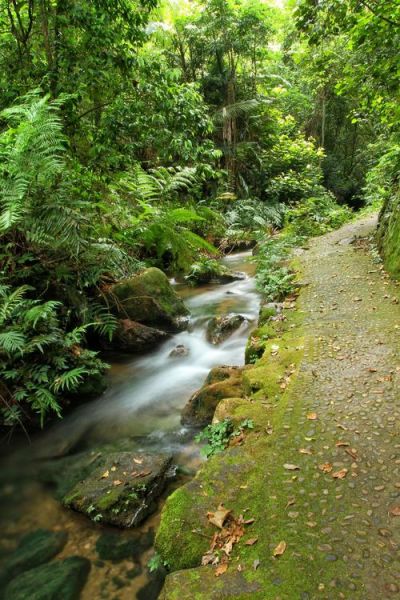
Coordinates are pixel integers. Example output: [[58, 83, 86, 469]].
[[157, 215, 400, 599]]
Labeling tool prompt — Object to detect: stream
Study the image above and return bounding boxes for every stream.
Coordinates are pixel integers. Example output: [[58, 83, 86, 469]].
[[0, 251, 260, 599]]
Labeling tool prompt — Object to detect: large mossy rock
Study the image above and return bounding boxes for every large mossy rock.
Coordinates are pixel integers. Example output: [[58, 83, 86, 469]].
[[4, 556, 90, 600], [0, 529, 68, 591], [377, 196, 400, 278], [181, 366, 244, 427], [108, 319, 170, 353], [110, 268, 189, 330], [206, 314, 246, 345], [63, 452, 173, 527]]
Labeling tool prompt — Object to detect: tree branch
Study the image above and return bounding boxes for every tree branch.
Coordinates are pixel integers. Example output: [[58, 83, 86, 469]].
[[358, 0, 400, 27]]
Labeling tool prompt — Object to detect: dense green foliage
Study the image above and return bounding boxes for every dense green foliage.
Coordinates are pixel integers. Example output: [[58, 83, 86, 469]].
[[3, 0, 397, 429]]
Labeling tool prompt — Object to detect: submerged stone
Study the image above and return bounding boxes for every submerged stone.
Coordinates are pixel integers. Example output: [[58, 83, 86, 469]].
[[63, 452, 173, 527], [0, 529, 68, 591], [4, 556, 90, 600]]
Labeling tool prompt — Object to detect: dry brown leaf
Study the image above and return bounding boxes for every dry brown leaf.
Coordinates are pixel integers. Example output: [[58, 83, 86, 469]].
[[135, 469, 152, 478], [100, 470, 109, 479], [389, 505, 400, 517], [215, 562, 228, 577], [207, 505, 232, 529], [307, 412, 318, 420], [112, 480, 123, 486], [284, 463, 300, 471], [244, 518, 255, 525], [285, 497, 296, 508], [133, 458, 143, 464], [110, 466, 117, 472], [245, 537, 258, 546], [332, 468, 348, 479], [319, 463, 333, 473], [273, 541, 287, 557], [335, 441, 350, 447]]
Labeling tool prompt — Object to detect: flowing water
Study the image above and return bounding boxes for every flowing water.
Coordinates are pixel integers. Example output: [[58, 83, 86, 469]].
[[0, 251, 260, 599]]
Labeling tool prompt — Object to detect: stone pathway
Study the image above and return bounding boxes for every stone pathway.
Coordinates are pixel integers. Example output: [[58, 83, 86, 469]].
[[160, 215, 400, 599]]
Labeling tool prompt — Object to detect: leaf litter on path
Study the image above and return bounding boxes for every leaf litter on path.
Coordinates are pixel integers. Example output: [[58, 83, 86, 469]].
[[202, 505, 257, 576]]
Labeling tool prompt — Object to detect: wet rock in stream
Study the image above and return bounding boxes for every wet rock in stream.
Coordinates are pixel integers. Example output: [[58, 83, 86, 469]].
[[4, 556, 90, 600], [169, 344, 189, 358], [63, 451, 173, 527], [109, 267, 189, 331], [106, 319, 170, 353], [206, 313, 246, 345]]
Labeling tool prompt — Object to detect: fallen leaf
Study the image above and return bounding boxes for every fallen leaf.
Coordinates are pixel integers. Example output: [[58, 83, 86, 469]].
[[253, 559, 260, 570], [332, 468, 348, 479], [244, 518, 255, 525], [335, 441, 350, 447], [307, 412, 318, 420], [245, 537, 258, 546], [100, 470, 109, 479], [299, 448, 313, 455], [133, 458, 143, 464], [237, 564, 243, 572], [285, 497, 296, 508], [389, 506, 400, 517], [273, 541, 286, 557], [112, 480, 123, 486], [319, 463, 332, 473], [207, 505, 232, 529], [135, 470, 152, 478], [110, 466, 117, 472], [215, 562, 228, 577], [284, 463, 300, 471]]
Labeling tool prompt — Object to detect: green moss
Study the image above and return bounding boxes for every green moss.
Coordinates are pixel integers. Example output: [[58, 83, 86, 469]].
[[378, 195, 400, 278], [96, 487, 122, 511]]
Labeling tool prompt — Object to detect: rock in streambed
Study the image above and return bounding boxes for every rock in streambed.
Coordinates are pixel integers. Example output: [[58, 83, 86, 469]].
[[109, 268, 189, 331], [206, 313, 246, 345], [63, 451, 173, 528]]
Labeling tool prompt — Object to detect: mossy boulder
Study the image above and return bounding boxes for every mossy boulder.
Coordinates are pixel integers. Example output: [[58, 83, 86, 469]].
[[377, 195, 400, 278], [110, 268, 189, 330], [107, 319, 170, 353], [206, 314, 246, 345], [181, 367, 244, 427], [4, 556, 90, 600], [63, 452, 173, 527], [0, 529, 68, 591]]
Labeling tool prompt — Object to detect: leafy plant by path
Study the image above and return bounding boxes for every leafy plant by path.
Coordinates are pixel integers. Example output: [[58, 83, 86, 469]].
[[195, 418, 254, 458]]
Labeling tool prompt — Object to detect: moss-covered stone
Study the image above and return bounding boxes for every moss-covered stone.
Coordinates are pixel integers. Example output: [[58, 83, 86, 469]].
[[181, 368, 244, 427], [63, 452, 173, 527], [0, 529, 67, 591], [110, 268, 189, 330], [4, 556, 90, 600], [377, 194, 400, 278]]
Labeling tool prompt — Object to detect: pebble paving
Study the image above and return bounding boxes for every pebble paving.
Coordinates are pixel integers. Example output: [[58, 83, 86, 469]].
[[268, 215, 400, 598]]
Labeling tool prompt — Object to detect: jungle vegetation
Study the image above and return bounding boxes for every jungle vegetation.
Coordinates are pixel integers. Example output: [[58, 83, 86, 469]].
[[0, 0, 398, 429]]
